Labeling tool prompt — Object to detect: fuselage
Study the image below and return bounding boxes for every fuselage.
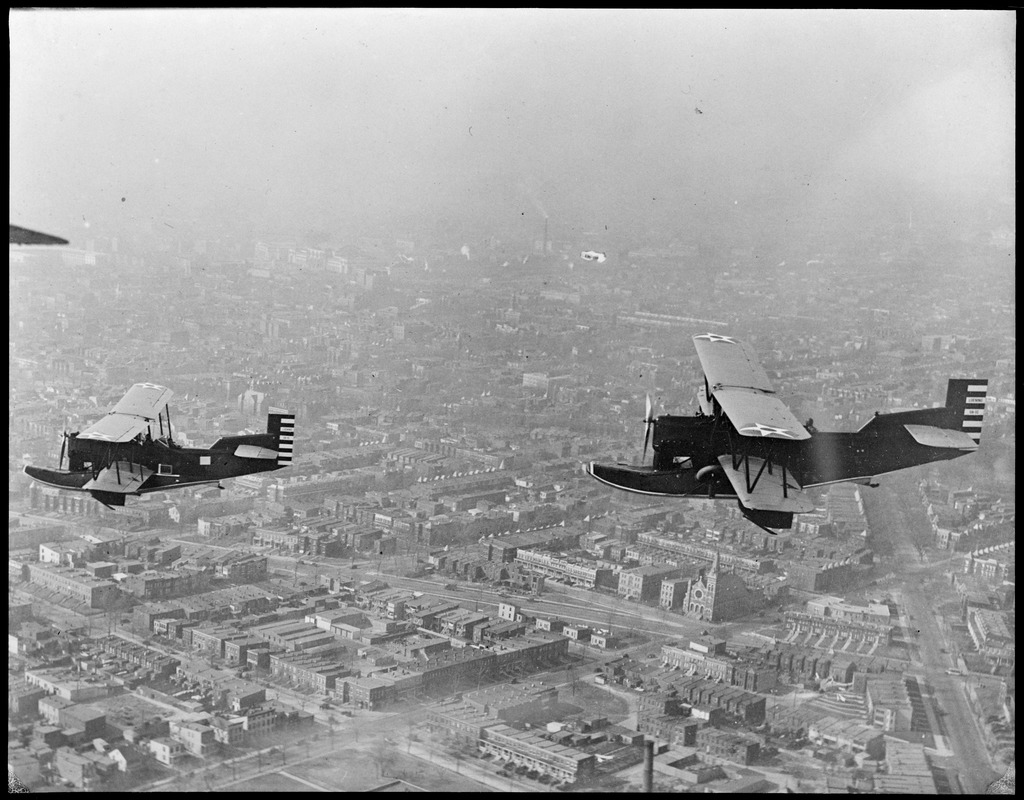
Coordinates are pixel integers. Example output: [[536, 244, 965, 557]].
[[30, 431, 283, 495], [649, 405, 970, 489]]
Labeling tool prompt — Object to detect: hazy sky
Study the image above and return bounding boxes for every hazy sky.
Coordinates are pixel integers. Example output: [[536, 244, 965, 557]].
[[9, 9, 1015, 240]]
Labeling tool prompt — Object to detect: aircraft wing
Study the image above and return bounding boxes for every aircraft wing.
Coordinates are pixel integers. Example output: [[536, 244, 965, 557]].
[[693, 333, 774, 392], [716, 455, 815, 513], [83, 461, 153, 493], [77, 413, 151, 443], [692, 334, 810, 441], [79, 383, 173, 442], [10, 224, 68, 246], [715, 389, 811, 441], [110, 383, 173, 418]]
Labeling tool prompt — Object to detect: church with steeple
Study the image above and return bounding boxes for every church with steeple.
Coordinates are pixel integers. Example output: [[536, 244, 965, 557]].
[[683, 550, 757, 623]]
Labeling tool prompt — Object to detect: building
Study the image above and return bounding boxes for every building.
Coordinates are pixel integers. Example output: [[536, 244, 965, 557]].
[[864, 677, 913, 732], [24, 668, 115, 702], [23, 562, 121, 609], [619, 565, 681, 603], [967, 608, 1015, 663], [149, 736, 185, 766], [514, 549, 616, 590], [806, 596, 890, 624], [462, 683, 559, 723], [637, 715, 701, 748], [661, 640, 777, 694], [215, 553, 268, 582], [807, 715, 885, 760], [785, 611, 892, 648], [695, 728, 761, 765], [53, 747, 115, 788], [784, 557, 854, 593], [121, 568, 211, 600], [660, 577, 691, 610], [876, 737, 936, 793], [682, 553, 757, 622], [269, 649, 352, 693], [479, 723, 596, 784], [8, 680, 47, 717], [172, 720, 215, 757]]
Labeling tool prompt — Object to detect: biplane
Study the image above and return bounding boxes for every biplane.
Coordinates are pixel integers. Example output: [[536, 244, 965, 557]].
[[588, 333, 987, 531], [24, 383, 295, 507]]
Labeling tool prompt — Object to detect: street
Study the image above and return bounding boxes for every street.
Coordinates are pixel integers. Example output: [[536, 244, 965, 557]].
[[863, 477, 1001, 794]]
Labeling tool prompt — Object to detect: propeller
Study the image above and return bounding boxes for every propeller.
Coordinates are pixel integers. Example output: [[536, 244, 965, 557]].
[[58, 430, 69, 471], [642, 394, 655, 463]]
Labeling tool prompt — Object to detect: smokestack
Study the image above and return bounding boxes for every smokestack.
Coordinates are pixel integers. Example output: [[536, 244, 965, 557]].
[[643, 738, 655, 793], [543, 217, 549, 254]]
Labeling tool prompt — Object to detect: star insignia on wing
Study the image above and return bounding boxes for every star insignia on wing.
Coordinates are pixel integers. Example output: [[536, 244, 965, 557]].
[[694, 333, 737, 344], [739, 423, 796, 438]]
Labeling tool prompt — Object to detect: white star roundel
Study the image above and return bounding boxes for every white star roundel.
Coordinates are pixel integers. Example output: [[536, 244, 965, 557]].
[[695, 333, 737, 344], [739, 423, 796, 438]]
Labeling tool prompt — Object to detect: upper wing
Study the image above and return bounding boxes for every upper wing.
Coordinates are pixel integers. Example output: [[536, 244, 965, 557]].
[[692, 334, 774, 392], [78, 414, 151, 443], [77, 383, 173, 443], [692, 333, 810, 441], [714, 389, 810, 441], [110, 383, 173, 418]]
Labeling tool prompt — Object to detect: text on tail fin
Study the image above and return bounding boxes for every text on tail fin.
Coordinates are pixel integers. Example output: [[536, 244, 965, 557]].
[[267, 410, 295, 466], [945, 379, 987, 443]]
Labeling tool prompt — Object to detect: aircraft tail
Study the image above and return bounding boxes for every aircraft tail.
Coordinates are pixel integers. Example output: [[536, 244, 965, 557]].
[[943, 379, 988, 444], [267, 409, 296, 466]]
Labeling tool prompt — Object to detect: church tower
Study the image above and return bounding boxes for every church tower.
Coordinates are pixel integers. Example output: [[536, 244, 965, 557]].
[[704, 549, 722, 621]]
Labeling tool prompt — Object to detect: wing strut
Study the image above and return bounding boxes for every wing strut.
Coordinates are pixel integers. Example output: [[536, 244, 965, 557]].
[[729, 438, 795, 498]]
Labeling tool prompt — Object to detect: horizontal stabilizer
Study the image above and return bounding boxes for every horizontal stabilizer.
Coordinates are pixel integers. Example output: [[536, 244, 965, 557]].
[[717, 455, 814, 513], [234, 444, 279, 460], [904, 424, 980, 451]]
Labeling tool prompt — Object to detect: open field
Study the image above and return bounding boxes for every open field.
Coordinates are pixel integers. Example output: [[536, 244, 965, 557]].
[[230, 771, 316, 792], [284, 746, 495, 792]]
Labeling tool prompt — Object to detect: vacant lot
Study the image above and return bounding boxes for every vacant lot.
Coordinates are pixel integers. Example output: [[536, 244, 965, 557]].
[[283, 742, 492, 792], [231, 771, 315, 792], [566, 681, 631, 723]]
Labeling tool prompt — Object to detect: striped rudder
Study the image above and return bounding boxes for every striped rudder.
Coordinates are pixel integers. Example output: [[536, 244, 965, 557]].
[[267, 408, 296, 466], [944, 379, 988, 443]]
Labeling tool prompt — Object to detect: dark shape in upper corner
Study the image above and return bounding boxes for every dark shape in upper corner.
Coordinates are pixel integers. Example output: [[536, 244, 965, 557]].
[[10, 223, 68, 246]]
